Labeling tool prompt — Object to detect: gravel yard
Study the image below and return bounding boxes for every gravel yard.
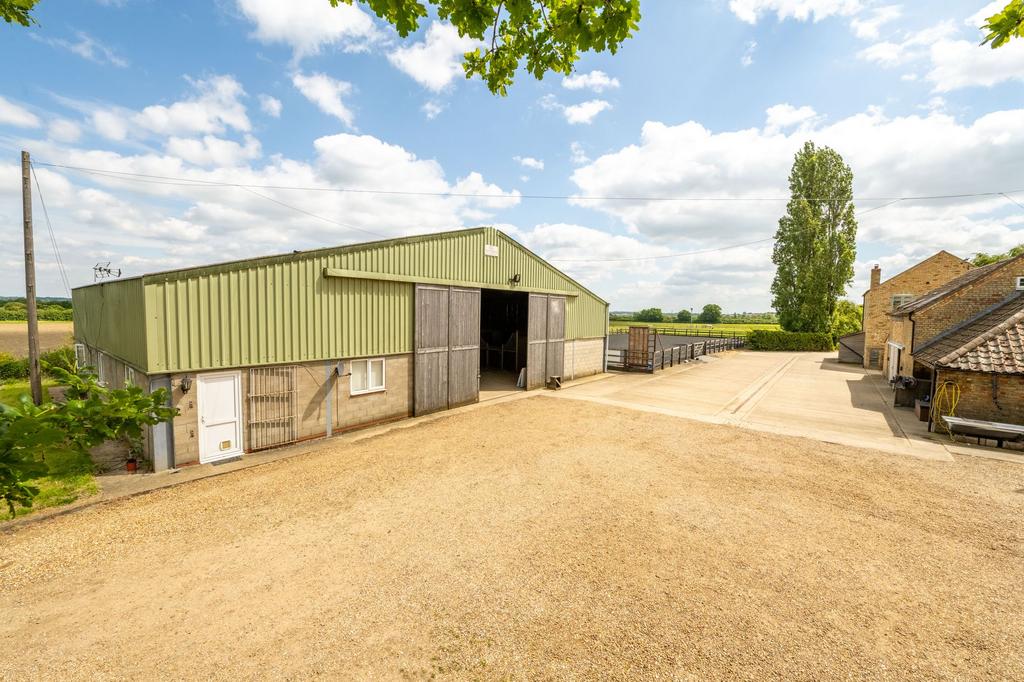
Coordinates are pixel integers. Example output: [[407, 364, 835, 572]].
[[2, 395, 1023, 679]]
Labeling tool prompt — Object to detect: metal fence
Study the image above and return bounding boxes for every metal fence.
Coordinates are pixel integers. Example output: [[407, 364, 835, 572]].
[[608, 325, 751, 339], [606, 337, 743, 372]]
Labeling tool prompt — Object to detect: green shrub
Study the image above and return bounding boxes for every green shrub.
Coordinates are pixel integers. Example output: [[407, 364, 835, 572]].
[[41, 346, 76, 377], [747, 330, 835, 352], [0, 353, 29, 381]]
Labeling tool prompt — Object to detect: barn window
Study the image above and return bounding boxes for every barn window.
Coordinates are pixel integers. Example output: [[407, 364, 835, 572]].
[[351, 358, 385, 395]]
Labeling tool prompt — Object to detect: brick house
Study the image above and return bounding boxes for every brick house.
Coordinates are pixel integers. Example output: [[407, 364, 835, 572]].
[[884, 253, 1024, 414], [859, 251, 971, 369], [914, 296, 1024, 429]]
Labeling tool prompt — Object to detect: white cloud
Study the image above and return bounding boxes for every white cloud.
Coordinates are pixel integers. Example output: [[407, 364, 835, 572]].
[[421, 101, 444, 119], [91, 75, 251, 141], [33, 31, 129, 67], [562, 70, 620, 92], [569, 104, 1024, 258], [258, 94, 282, 117], [729, 0, 862, 24], [513, 223, 672, 280], [514, 156, 545, 171], [0, 96, 40, 128], [164, 134, 262, 167], [564, 100, 612, 125], [967, 2, 1005, 30], [859, 19, 1024, 91], [291, 72, 355, 127], [741, 41, 758, 67], [2, 127, 521, 296], [857, 21, 957, 67], [926, 39, 1024, 92], [546, 98, 613, 125], [764, 103, 821, 133], [235, 0, 381, 58], [569, 141, 590, 165], [48, 119, 82, 143], [387, 22, 482, 92], [92, 110, 128, 141], [850, 5, 901, 39]]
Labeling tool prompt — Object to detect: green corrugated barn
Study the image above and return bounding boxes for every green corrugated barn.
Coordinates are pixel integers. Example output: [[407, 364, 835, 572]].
[[73, 227, 609, 470]]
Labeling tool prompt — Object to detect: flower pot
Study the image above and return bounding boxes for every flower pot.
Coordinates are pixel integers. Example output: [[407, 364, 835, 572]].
[[126, 458, 138, 474]]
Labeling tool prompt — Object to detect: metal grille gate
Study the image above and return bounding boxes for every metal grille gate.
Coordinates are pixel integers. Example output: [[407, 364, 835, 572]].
[[247, 366, 297, 451]]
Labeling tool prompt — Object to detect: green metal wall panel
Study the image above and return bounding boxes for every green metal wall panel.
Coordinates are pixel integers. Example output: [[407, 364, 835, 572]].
[[72, 278, 148, 369], [80, 227, 607, 373]]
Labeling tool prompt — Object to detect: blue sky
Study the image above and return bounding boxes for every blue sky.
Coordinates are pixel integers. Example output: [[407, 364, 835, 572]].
[[1, 0, 1023, 312]]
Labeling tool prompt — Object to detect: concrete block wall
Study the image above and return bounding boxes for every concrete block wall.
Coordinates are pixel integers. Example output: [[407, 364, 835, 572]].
[[863, 253, 970, 369], [933, 369, 1024, 427], [166, 354, 413, 467], [566, 337, 604, 379], [914, 258, 1024, 350]]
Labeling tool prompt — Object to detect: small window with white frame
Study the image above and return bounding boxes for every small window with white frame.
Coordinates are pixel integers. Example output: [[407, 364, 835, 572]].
[[891, 293, 914, 310], [350, 358, 385, 395]]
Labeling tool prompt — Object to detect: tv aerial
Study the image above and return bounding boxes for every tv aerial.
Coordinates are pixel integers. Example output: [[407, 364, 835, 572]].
[[93, 262, 122, 282]]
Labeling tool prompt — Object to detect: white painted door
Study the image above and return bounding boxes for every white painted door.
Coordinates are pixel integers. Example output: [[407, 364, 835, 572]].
[[886, 343, 902, 381], [198, 372, 243, 464]]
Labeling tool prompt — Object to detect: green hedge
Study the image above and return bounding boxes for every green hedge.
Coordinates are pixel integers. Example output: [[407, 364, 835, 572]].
[[0, 346, 76, 382], [747, 330, 835, 351], [0, 307, 73, 321], [0, 353, 29, 381]]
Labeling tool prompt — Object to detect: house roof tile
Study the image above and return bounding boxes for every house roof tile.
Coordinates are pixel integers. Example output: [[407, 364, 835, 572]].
[[915, 296, 1024, 374]]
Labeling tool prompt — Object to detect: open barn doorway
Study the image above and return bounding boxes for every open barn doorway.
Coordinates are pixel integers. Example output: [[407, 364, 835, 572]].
[[479, 289, 528, 400]]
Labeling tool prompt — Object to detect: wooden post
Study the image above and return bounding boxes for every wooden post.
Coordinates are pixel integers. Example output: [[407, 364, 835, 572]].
[[21, 150, 42, 405]]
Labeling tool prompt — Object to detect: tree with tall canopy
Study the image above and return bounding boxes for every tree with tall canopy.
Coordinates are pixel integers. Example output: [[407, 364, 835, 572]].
[[771, 141, 858, 335]]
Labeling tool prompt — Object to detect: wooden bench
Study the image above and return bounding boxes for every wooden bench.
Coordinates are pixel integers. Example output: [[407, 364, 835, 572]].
[[942, 416, 1024, 448]]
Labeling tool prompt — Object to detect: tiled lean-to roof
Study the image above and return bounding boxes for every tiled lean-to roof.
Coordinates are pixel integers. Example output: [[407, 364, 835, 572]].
[[915, 296, 1024, 374]]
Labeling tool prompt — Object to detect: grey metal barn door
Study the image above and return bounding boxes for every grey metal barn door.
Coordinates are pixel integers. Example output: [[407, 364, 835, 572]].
[[414, 284, 481, 415], [415, 285, 449, 415], [527, 294, 549, 390], [546, 296, 565, 382], [448, 287, 481, 408]]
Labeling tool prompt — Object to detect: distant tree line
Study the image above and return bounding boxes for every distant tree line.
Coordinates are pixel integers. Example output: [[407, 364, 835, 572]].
[[613, 304, 753, 325], [0, 300, 73, 321]]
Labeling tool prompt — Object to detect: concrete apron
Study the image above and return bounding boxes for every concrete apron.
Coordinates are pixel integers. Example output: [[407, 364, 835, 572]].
[[551, 352, 956, 463]]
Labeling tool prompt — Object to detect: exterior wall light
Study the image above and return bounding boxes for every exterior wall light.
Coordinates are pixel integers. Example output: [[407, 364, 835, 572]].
[[180, 375, 193, 393]]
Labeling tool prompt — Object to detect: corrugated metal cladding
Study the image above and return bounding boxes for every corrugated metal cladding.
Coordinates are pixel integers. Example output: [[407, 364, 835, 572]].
[[76, 227, 608, 374], [71, 278, 148, 369]]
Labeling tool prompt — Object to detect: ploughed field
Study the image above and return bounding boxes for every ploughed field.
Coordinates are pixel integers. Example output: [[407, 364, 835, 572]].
[[2, 396, 1023, 679], [0, 321, 73, 356]]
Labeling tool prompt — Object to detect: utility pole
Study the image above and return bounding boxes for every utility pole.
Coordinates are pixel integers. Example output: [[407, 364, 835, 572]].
[[22, 150, 42, 405]]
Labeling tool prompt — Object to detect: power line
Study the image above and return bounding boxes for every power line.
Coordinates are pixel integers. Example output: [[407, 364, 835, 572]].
[[29, 163, 72, 296], [1001, 192, 1024, 213], [240, 187, 388, 240], [34, 160, 1024, 203], [549, 203, 888, 263]]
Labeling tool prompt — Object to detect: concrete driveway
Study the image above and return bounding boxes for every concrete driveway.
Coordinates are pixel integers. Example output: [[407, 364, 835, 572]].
[[557, 351, 953, 461]]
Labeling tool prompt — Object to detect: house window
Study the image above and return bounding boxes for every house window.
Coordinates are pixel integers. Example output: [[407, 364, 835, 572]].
[[891, 293, 914, 310], [350, 358, 385, 395]]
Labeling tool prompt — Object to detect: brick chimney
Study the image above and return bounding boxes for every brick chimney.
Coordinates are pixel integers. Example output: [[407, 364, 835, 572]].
[[870, 265, 881, 290]]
